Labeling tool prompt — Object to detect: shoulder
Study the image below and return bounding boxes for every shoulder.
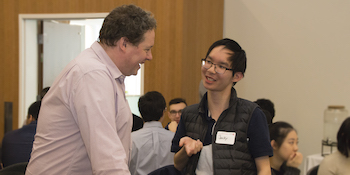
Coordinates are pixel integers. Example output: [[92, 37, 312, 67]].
[[237, 98, 258, 111], [321, 151, 344, 164], [182, 103, 200, 113], [75, 51, 109, 74]]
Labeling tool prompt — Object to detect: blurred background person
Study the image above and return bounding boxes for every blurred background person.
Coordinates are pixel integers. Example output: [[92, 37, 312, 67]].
[[132, 113, 143, 132], [254, 98, 275, 125], [318, 117, 350, 175], [130, 91, 174, 175], [269, 121, 303, 175], [37, 86, 50, 101], [1, 101, 41, 168], [165, 98, 187, 132]]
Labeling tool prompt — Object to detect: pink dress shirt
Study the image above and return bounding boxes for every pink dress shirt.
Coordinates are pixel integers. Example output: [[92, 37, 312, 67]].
[[26, 42, 133, 175]]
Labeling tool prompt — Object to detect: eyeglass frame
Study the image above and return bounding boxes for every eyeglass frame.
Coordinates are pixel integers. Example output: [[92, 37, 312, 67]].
[[201, 58, 233, 74], [169, 110, 182, 116]]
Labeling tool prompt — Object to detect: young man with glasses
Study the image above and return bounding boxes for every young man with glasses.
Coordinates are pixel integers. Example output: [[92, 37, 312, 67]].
[[165, 98, 187, 132], [171, 38, 273, 175]]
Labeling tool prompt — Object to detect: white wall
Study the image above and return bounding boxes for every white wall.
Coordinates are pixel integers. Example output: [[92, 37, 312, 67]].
[[224, 0, 350, 174]]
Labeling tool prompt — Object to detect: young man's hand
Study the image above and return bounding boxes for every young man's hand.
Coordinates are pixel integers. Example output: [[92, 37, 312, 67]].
[[179, 136, 203, 157]]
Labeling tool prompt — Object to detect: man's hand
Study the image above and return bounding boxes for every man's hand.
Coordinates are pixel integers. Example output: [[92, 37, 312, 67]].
[[168, 121, 178, 132], [286, 152, 303, 168], [179, 137, 203, 157]]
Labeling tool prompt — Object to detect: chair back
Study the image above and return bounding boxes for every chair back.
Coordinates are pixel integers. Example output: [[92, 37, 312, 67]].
[[307, 165, 319, 175], [0, 162, 28, 175]]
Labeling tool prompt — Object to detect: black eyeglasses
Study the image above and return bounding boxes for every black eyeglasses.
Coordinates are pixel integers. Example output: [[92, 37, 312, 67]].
[[169, 110, 182, 116], [201, 59, 233, 74]]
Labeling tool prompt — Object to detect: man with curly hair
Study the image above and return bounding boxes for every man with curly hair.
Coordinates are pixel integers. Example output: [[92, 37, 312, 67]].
[[26, 4, 156, 175]]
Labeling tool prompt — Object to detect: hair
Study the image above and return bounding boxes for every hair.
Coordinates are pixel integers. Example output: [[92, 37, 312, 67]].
[[254, 98, 275, 118], [28, 101, 42, 120], [40, 87, 50, 100], [337, 117, 350, 157], [269, 121, 295, 147], [99, 4, 157, 47], [169, 98, 187, 107], [262, 109, 273, 125], [205, 38, 247, 80], [138, 91, 166, 122]]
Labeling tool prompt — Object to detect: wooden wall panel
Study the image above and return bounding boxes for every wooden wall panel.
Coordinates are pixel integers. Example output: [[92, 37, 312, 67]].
[[0, 0, 5, 137], [181, 1, 224, 105], [0, 0, 223, 134]]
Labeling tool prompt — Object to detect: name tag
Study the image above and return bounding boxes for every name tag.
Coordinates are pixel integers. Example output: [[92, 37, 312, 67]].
[[215, 131, 236, 145]]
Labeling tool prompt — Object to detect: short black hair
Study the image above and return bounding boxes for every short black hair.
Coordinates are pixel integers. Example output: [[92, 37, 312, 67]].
[[40, 87, 50, 100], [169, 98, 187, 107], [255, 98, 275, 118], [28, 101, 41, 120], [337, 117, 350, 157], [205, 38, 247, 79], [138, 91, 166, 122], [269, 121, 295, 147]]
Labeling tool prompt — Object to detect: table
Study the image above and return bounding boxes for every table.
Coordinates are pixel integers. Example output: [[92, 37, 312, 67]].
[[303, 153, 324, 175]]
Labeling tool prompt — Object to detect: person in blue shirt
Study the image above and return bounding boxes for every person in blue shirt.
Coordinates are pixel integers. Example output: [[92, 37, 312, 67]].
[[1, 101, 41, 168]]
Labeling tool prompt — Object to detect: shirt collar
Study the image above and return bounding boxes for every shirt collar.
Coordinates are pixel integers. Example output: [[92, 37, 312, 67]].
[[91, 41, 124, 81], [143, 121, 164, 128]]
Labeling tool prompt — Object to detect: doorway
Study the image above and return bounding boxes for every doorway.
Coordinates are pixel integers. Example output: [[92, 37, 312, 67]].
[[19, 13, 143, 127]]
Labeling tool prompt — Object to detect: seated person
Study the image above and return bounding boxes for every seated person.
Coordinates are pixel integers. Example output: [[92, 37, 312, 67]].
[[132, 113, 143, 132], [318, 117, 350, 175], [165, 98, 187, 132], [1, 101, 41, 167], [269, 122, 303, 175], [129, 91, 175, 175]]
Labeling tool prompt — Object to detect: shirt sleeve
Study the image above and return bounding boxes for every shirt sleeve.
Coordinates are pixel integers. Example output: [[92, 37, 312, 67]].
[[247, 108, 273, 158], [171, 116, 186, 153], [72, 70, 130, 174], [129, 136, 138, 175]]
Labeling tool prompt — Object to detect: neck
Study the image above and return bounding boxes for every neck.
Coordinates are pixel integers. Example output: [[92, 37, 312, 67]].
[[269, 155, 283, 171], [207, 88, 231, 121], [99, 42, 123, 70]]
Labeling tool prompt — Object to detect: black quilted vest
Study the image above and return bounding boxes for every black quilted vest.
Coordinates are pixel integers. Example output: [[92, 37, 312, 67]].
[[182, 88, 258, 175]]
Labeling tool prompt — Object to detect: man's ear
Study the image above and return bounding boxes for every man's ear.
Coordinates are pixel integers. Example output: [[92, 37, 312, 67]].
[[159, 109, 167, 122], [232, 72, 243, 83], [117, 37, 128, 52]]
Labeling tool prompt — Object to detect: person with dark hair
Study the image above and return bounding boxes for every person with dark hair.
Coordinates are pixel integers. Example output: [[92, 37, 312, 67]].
[[1, 101, 41, 168], [129, 91, 175, 175], [165, 98, 187, 132], [318, 117, 350, 174], [172, 38, 273, 174], [132, 113, 144, 132], [36, 86, 50, 101], [254, 98, 275, 125], [26, 4, 157, 175], [269, 122, 303, 175]]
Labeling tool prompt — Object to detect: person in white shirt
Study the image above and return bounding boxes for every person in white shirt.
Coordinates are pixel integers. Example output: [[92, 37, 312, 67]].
[[130, 91, 175, 175]]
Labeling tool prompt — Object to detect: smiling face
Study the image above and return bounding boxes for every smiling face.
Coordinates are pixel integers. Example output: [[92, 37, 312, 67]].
[[123, 29, 155, 76], [201, 45, 241, 93], [273, 130, 299, 161]]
